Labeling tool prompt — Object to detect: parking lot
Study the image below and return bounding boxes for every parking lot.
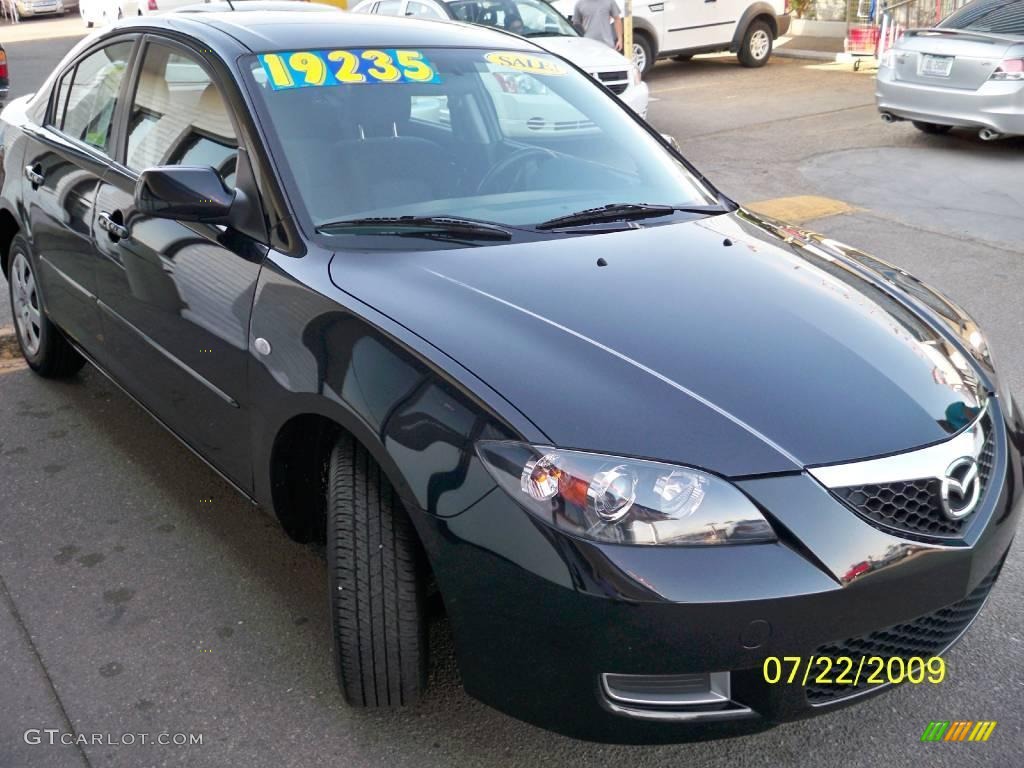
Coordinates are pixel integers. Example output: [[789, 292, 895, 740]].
[[1, 14, 1022, 768]]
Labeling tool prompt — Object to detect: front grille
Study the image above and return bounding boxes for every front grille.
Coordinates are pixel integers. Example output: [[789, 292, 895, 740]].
[[805, 564, 1000, 704], [606, 83, 629, 95], [833, 415, 995, 540], [596, 70, 628, 82]]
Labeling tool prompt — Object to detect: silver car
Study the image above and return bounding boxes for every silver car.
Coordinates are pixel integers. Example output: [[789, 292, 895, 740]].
[[876, 0, 1024, 139]]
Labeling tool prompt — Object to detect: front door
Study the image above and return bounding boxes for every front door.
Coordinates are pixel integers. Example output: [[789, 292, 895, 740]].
[[91, 37, 265, 490]]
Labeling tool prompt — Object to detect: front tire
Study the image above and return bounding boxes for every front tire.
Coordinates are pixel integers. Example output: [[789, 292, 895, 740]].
[[738, 19, 773, 67], [912, 121, 952, 135], [7, 235, 84, 378], [327, 435, 428, 707]]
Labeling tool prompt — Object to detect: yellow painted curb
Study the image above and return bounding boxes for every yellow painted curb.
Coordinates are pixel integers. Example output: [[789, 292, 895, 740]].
[[746, 195, 857, 224]]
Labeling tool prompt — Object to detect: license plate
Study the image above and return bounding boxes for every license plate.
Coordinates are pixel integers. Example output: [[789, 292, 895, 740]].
[[921, 55, 953, 77]]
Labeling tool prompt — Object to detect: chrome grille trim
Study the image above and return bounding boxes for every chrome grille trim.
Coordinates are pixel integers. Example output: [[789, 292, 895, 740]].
[[809, 402, 989, 489]]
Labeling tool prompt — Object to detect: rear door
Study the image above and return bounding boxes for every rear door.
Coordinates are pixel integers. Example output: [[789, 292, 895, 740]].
[[22, 37, 137, 351], [91, 36, 265, 489], [661, 0, 736, 52]]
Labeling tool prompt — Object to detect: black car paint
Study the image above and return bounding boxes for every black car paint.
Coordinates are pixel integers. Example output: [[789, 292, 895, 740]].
[[0, 12, 1020, 743]]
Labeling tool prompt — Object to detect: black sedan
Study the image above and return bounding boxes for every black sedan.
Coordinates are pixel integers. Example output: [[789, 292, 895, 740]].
[[0, 10, 1019, 743]]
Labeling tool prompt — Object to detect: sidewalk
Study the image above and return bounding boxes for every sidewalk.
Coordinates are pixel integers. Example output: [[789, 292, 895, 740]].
[[775, 34, 846, 62], [0, 15, 88, 44]]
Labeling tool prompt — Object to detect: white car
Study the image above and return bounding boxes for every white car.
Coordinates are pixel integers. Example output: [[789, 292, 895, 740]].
[[553, 0, 791, 74], [351, 0, 649, 117], [80, 0, 140, 25]]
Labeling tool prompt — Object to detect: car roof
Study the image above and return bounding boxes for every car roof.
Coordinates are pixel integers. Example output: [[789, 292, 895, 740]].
[[178, 1, 342, 12], [159, 9, 538, 52]]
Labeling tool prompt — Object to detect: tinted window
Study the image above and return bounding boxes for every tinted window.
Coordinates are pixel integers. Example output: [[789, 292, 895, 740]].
[[940, 0, 1024, 33], [51, 70, 73, 128], [406, 0, 445, 17], [60, 42, 134, 153], [126, 43, 238, 187]]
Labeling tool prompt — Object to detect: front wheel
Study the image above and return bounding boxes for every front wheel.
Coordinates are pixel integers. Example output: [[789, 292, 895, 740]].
[[738, 20, 773, 68], [7, 235, 84, 378], [327, 435, 428, 707], [632, 32, 655, 76]]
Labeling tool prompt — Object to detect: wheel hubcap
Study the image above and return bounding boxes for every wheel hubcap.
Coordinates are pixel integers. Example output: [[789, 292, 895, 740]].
[[11, 252, 42, 357], [632, 42, 647, 72], [750, 30, 770, 60]]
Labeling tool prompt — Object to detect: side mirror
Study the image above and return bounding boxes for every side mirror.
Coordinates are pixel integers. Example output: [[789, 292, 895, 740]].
[[661, 133, 681, 152], [135, 166, 235, 223]]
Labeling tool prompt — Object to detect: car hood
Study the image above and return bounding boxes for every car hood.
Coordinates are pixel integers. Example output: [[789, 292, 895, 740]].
[[327, 210, 987, 477], [530, 35, 631, 73]]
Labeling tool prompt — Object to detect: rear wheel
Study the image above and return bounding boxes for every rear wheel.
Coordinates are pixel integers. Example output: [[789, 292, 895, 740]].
[[7, 235, 84, 378], [632, 32, 655, 76], [327, 435, 428, 707], [738, 20, 773, 67], [912, 121, 953, 135]]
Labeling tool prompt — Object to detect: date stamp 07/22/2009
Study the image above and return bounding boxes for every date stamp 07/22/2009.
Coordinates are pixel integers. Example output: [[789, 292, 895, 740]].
[[762, 655, 946, 687]]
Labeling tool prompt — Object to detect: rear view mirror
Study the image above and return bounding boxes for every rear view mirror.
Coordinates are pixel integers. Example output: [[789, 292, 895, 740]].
[[135, 166, 234, 223]]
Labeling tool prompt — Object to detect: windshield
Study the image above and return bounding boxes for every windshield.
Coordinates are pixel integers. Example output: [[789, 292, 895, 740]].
[[939, 0, 1024, 34], [447, 0, 579, 37], [247, 47, 718, 237]]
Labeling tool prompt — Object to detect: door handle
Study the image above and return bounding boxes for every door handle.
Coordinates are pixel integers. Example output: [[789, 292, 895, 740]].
[[98, 211, 130, 241], [24, 164, 45, 187]]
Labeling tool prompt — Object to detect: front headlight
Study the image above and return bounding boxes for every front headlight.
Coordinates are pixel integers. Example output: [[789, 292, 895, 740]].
[[477, 441, 776, 546]]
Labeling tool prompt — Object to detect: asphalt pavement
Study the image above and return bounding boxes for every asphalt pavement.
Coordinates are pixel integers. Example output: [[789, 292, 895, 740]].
[[0, 18, 1022, 768]]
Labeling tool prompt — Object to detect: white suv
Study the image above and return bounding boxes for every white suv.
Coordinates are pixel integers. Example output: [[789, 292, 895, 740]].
[[554, 0, 790, 74]]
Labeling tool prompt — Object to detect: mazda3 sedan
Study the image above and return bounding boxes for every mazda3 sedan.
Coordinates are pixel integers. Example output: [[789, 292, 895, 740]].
[[0, 10, 1020, 743]]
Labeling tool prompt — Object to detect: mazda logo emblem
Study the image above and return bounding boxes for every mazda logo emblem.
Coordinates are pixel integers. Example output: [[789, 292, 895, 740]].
[[940, 457, 981, 520]]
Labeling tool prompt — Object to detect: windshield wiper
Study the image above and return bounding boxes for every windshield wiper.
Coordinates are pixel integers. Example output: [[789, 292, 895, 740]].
[[535, 203, 724, 230], [317, 215, 513, 241]]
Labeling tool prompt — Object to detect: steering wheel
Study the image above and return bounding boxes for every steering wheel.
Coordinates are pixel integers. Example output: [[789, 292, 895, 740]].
[[477, 146, 558, 195]]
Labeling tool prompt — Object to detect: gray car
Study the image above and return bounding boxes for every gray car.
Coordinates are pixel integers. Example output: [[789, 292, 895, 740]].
[[876, 0, 1024, 139]]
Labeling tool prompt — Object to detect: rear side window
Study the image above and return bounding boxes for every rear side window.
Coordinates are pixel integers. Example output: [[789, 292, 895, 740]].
[[56, 42, 134, 153], [378, 0, 401, 12], [940, 0, 1024, 33], [125, 42, 238, 188], [406, 1, 445, 17]]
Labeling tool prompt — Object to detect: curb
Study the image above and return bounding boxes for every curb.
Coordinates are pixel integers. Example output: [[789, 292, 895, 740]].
[[774, 48, 844, 62]]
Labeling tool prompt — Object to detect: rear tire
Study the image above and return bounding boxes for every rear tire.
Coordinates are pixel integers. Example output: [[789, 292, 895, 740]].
[[912, 121, 952, 135], [633, 32, 655, 76], [7, 235, 85, 379], [327, 435, 428, 707], [738, 20, 773, 68]]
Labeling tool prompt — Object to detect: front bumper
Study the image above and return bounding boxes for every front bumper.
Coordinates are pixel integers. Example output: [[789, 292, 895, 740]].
[[411, 400, 1022, 742], [620, 80, 649, 120], [15, 0, 64, 15], [876, 65, 1024, 136]]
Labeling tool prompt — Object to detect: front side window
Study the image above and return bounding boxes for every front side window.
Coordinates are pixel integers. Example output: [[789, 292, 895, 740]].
[[58, 42, 134, 153], [248, 47, 716, 240], [377, 0, 401, 12], [126, 42, 238, 187], [448, 0, 578, 36]]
